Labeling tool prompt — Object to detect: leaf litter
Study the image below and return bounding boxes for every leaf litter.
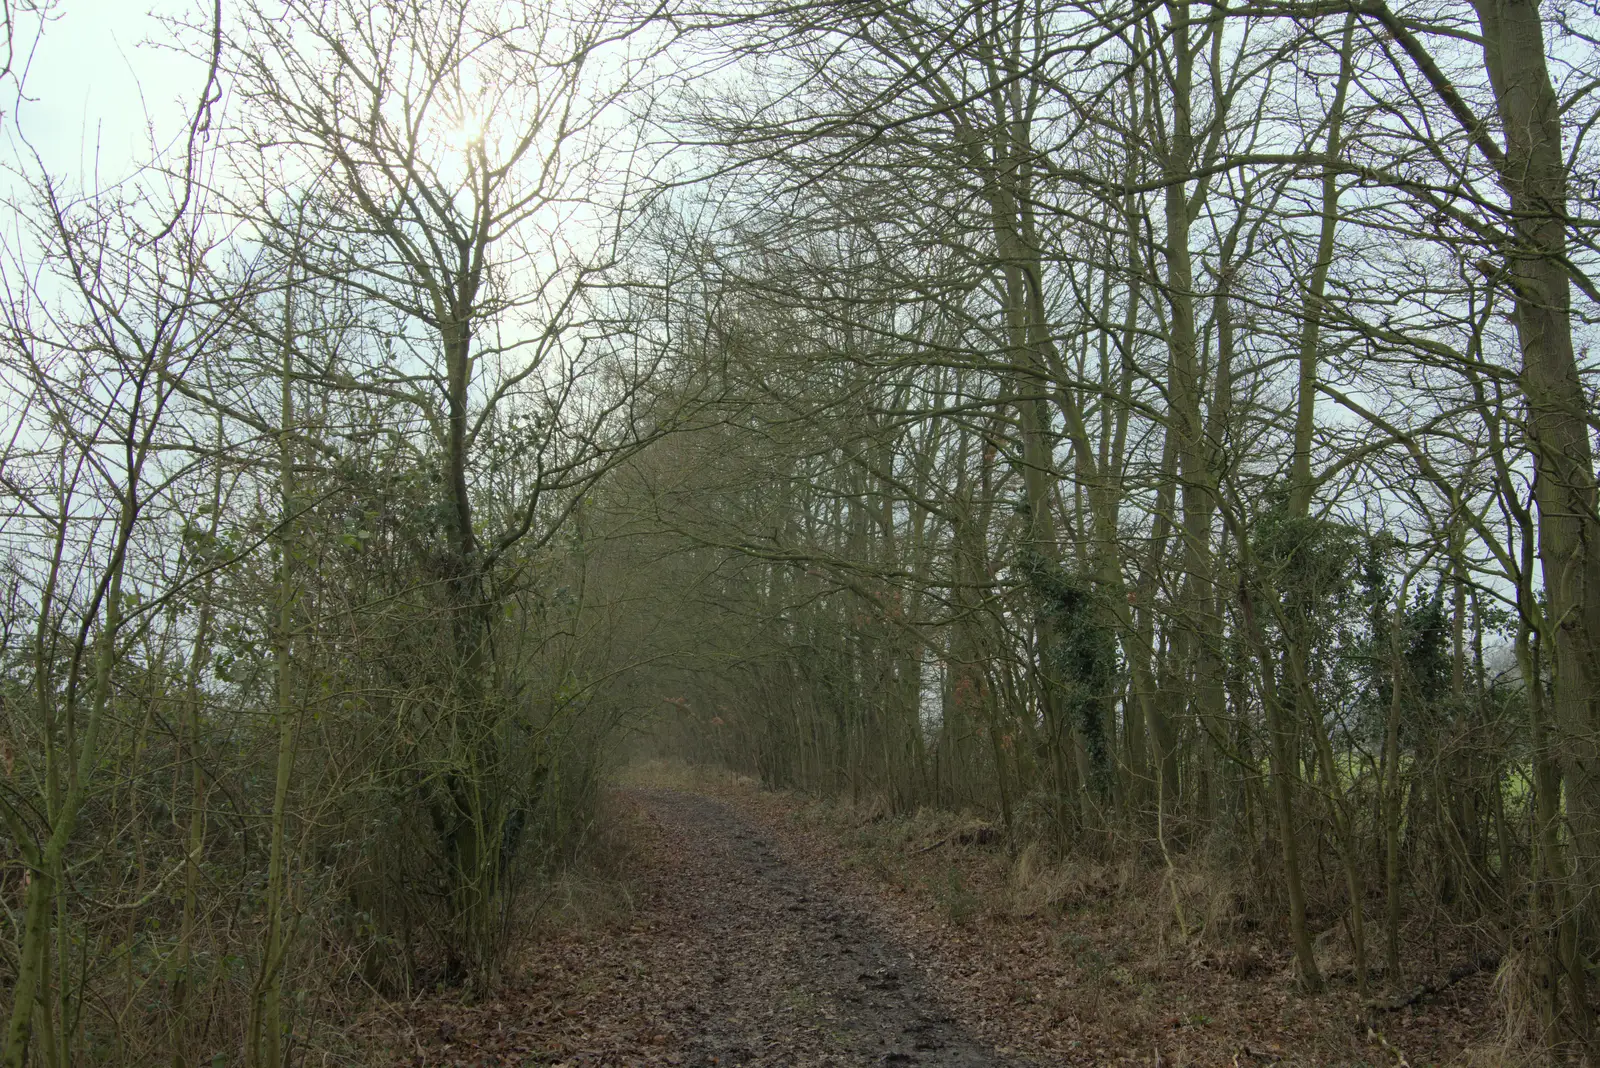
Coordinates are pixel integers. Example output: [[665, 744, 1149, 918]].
[[373, 782, 1500, 1067]]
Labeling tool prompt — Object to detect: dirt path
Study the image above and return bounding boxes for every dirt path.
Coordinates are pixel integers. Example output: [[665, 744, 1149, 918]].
[[631, 789, 1017, 1067], [391, 788, 1024, 1067], [383, 780, 1501, 1067]]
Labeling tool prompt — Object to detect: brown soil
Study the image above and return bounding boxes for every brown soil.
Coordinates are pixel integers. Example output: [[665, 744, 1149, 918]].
[[376, 782, 1504, 1067], [383, 788, 1023, 1066]]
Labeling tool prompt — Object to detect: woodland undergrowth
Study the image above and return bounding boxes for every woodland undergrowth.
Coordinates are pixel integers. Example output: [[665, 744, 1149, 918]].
[[633, 759, 1526, 1067]]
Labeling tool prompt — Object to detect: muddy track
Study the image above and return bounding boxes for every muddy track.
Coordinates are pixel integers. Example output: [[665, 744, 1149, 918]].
[[621, 789, 1020, 1067], [394, 784, 1495, 1067], [389, 789, 1026, 1067]]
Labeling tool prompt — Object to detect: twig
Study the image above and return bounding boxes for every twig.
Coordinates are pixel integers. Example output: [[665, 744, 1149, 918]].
[[1366, 1027, 1412, 1066], [1364, 955, 1498, 1013]]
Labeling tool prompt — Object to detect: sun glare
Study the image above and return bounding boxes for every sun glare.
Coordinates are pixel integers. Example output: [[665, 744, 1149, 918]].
[[445, 111, 484, 152]]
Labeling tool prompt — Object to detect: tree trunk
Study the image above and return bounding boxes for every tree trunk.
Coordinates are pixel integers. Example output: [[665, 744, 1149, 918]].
[[1470, 0, 1600, 1052]]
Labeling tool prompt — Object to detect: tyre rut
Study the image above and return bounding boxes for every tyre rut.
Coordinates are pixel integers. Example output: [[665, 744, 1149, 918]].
[[632, 789, 1021, 1068]]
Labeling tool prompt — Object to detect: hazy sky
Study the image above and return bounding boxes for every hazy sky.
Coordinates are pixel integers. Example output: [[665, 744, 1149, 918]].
[[12, 1, 209, 183]]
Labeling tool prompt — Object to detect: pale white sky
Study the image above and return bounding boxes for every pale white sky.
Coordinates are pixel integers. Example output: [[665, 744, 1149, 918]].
[[11, 0, 206, 183]]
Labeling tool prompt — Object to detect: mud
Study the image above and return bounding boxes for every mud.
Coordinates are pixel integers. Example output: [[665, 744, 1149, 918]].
[[633, 789, 1018, 1067]]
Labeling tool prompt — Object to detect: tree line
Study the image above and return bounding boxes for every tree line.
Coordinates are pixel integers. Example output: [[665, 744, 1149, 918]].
[[623, 0, 1600, 1059], [1, 0, 1599, 1063]]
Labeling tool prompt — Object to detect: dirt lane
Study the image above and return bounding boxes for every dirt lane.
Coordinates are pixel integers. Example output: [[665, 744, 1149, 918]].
[[392, 788, 1025, 1067], [388, 782, 1496, 1067], [622, 789, 1020, 1067]]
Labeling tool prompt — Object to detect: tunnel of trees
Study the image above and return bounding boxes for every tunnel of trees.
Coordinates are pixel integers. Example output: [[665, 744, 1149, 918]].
[[3, 0, 1600, 1061]]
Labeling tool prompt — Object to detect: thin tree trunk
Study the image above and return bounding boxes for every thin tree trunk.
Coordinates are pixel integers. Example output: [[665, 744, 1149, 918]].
[[248, 295, 303, 1068]]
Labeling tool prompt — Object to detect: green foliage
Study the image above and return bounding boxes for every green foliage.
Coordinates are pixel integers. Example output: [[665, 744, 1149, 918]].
[[1020, 550, 1117, 798], [1250, 494, 1362, 612], [1403, 585, 1451, 706]]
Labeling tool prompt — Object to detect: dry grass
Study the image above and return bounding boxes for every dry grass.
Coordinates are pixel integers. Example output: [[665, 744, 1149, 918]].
[[722, 784, 1509, 1067], [346, 775, 1539, 1066], [608, 756, 759, 792]]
